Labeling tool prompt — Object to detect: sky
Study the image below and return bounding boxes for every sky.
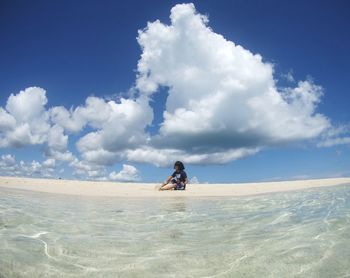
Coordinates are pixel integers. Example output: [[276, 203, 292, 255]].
[[0, 0, 349, 183]]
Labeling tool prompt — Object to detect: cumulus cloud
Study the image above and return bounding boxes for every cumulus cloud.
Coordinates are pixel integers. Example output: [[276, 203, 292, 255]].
[[125, 146, 259, 167], [0, 3, 346, 179], [42, 158, 56, 169], [45, 124, 74, 162], [0, 154, 16, 169], [134, 3, 330, 164], [0, 87, 50, 147], [0, 154, 54, 177], [109, 164, 140, 182], [0, 87, 150, 178], [49, 95, 153, 166], [69, 158, 140, 182], [50, 96, 118, 133], [69, 158, 106, 179], [74, 96, 153, 165], [0, 87, 74, 164]]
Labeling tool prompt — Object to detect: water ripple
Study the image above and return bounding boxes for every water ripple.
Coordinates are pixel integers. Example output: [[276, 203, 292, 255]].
[[0, 184, 349, 277]]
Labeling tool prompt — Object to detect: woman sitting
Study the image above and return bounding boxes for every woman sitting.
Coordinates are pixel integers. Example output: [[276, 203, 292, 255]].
[[159, 161, 188, 190]]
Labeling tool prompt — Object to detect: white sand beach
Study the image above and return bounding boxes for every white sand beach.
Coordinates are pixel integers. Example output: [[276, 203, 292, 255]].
[[0, 176, 349, 197]]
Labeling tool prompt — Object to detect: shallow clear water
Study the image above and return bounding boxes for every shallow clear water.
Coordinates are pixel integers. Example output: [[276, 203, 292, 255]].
[[0, 185, 350, 278]]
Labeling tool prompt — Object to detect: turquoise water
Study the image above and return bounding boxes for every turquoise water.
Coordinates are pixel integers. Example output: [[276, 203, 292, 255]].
[[0, 185, 350, 278]]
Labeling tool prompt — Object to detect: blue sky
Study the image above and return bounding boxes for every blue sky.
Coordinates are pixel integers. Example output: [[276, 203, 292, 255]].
[[0, 0, 349, 182]]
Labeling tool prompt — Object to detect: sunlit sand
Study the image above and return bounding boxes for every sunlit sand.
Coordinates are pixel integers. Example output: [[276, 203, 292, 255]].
[[0, 176, 349, 197]]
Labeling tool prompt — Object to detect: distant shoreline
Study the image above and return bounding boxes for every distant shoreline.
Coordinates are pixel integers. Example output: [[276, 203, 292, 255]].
[[0, 176, 349, 198]]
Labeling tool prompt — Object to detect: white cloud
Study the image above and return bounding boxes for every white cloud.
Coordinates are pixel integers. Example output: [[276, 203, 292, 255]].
[[134, 3, 330, 164], [49, 95, 153, 169], [125, 146, 259, 167], [69, 158, 106, 179], [109, 164, 140, 182], [69, 159, 141, 182], [42, 158, 56, 169], [74, 95, 153, 166], [0, 154, 16, 166], [0, 87, 50, 147], [0, 108, 16, 132], [49, 96, 114, 133], [6, 87, 47, 122], [0, 3, 347, 179], [45, 124, 74, 162], [317, 125, 350, 147], [0, 87, 73, 163], [317, 137, 350, 147], [49, 106, 84, 133], [0, 154, 54, 178]]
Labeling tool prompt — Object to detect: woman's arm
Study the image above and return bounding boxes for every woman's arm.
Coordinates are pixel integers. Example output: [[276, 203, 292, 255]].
[[162, 175, 173, 186], [158, 175, 177, 191]]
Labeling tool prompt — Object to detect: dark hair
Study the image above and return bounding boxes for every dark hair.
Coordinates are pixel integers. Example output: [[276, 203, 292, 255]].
[[174, 161, 185, 171]]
